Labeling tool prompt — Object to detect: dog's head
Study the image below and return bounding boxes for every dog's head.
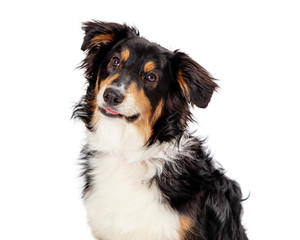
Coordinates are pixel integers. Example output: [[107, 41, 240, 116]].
[[74, 21, 218, 144]]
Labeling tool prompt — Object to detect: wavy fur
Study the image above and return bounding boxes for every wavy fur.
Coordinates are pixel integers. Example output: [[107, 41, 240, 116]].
[[73, 21, 247, 240]]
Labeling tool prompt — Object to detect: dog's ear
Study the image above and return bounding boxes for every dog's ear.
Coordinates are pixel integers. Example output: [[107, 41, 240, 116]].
[[172, 51, 218, 108], [81, 21, 138, 51], [80, 21, 139, 79]]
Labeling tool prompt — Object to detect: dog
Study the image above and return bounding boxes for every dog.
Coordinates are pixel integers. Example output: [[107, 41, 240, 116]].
[[73, 21, 248, 240]]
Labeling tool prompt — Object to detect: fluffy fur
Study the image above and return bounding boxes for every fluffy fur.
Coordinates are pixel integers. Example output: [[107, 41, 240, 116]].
[[73, 21, 248, 240]]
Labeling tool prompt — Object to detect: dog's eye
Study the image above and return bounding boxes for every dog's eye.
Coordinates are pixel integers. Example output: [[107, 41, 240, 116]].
[[111, 57, 121, 68], [145, 73, 158, 82]]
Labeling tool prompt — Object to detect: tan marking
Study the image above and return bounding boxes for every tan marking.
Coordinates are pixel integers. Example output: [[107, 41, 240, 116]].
[[126, 82, 152, 142], [177, 71, 190, 100], [144, 61, 155, 72], [126, 83, 164, 143], [90, 33, 115, 48], [99, 73, 120, 89], [178, 216, 193, 240], [150, 99, 164, 126], [91, 73, 119, 128], [90, 71, 102, 127], [121, 49, 130, 62]]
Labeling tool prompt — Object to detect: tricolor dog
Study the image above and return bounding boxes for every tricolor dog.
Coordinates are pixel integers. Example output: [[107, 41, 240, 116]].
[[73, 21, 248, 240]]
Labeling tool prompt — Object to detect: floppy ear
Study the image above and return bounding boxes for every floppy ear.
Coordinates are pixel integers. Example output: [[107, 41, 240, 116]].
[[80, 21, 139, 79], [172, 50, 218, 108]]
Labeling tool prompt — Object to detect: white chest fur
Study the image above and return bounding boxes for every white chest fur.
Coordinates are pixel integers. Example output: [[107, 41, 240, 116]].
[[84, 117, 181, 240]]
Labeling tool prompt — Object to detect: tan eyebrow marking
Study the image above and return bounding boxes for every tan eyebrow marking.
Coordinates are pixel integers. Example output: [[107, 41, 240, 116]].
[[121, 49, 130, 62], [144, 61, 155, 72]]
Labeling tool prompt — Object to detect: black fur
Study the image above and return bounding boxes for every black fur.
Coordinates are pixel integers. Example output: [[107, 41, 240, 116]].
[[79, 146, 100, 197], [73, 21, 248, 240], [156, 137, 248, 239]]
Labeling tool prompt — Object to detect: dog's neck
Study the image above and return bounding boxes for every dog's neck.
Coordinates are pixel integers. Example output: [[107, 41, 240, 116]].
[[85, 116, 191, 165]]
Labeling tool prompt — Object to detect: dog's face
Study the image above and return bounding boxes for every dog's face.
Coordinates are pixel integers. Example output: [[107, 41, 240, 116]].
[[95, 38, 171, 141], [75, 21, 218, 144]]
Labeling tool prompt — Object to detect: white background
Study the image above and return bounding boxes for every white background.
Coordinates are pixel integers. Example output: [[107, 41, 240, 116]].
[[0, 0, 299, 239]]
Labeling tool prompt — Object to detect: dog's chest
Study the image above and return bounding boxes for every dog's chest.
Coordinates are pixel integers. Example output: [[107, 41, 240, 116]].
[[84, 153, 180, 240]]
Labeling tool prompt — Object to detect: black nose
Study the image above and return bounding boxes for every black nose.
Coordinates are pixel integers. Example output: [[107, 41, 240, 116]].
[[103, 88, 125, 106]]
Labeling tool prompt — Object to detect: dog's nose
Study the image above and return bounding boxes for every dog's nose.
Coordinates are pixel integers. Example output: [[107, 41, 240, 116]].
[[103, 88, 125, 106]]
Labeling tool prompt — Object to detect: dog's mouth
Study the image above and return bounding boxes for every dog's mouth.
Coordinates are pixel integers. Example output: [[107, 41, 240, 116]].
[[100, 107, 121, 117], [99, 107, 140, 122]]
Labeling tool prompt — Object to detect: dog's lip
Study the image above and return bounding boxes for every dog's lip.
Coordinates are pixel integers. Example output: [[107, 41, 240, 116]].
[[103, 107, 119, 115], [100, 107, 122, 118], [124, 114, 140, 122], [99, 107, 140, 122]]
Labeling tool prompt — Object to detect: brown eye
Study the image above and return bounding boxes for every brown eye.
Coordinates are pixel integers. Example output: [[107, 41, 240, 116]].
[[145, 73, 158, 82], [111, 57, 121, 68]]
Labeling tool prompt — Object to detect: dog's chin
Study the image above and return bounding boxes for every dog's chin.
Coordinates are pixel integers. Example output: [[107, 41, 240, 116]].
[[99, 107, 140, 123]]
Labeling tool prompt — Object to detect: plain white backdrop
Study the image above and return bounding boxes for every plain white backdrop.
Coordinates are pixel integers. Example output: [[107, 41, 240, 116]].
[[1, 0, 299, 239]]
